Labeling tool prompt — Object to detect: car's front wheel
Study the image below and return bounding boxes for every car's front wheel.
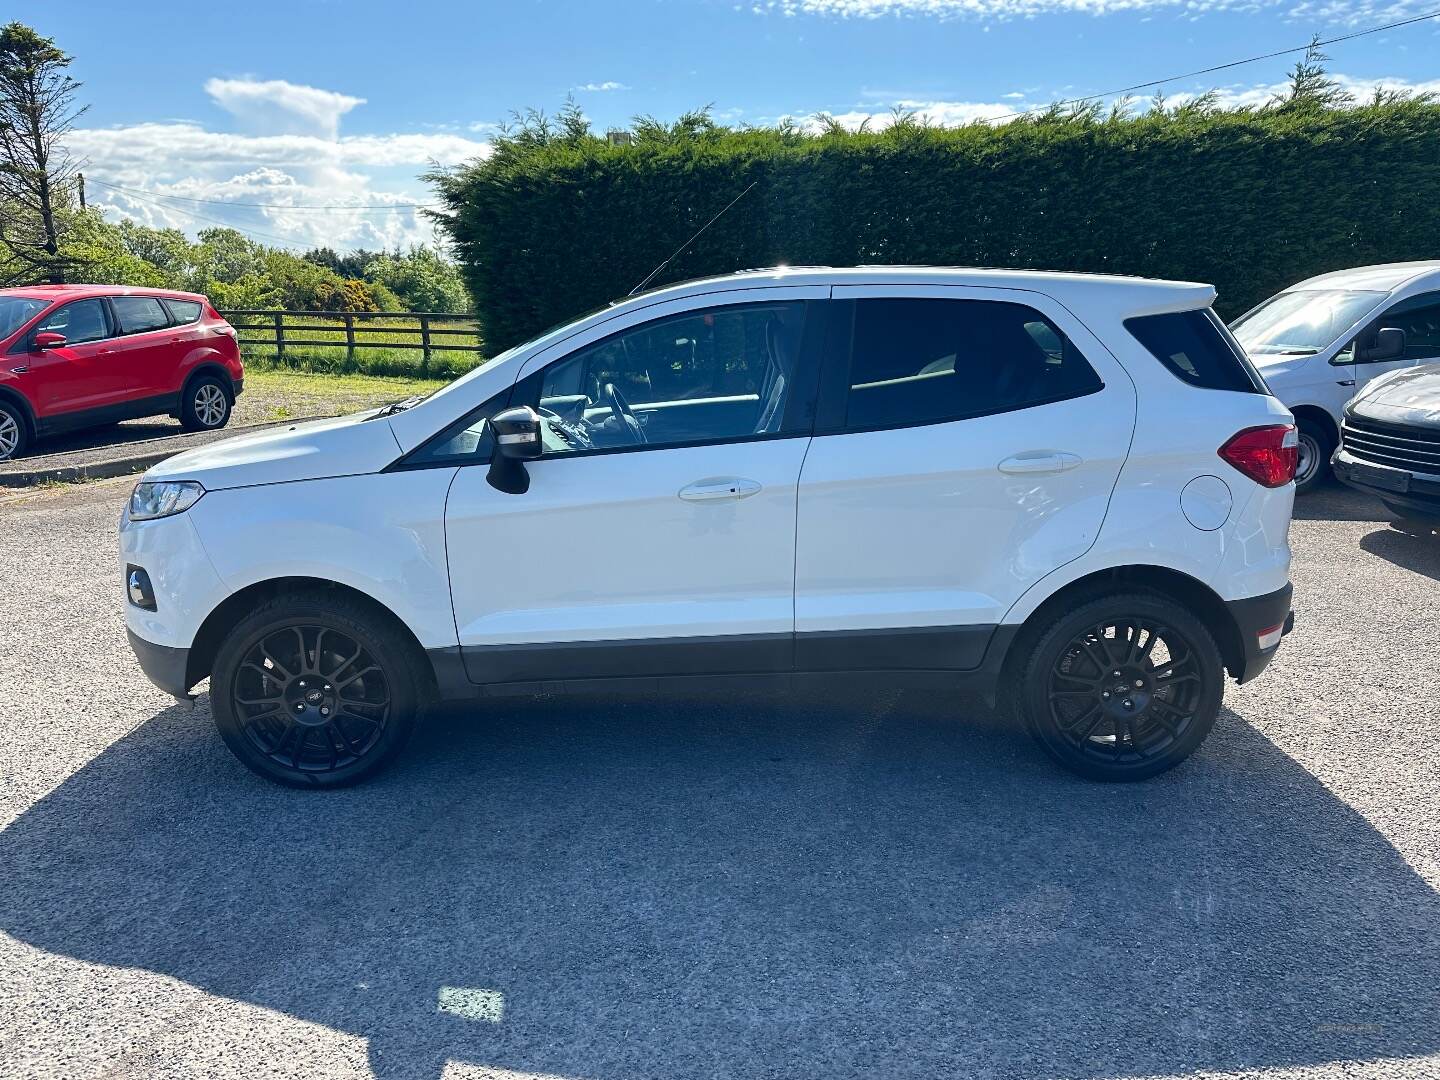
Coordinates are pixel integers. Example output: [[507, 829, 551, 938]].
[[211, 591, 427, 788], [180, 375, 232, 432], [0, 399, 29, 461], [1294, 416, 1334, 494], [1017, 592, 1225, 781]]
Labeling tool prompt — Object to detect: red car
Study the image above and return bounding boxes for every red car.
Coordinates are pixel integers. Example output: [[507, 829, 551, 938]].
[[0, 285, 243, 461]]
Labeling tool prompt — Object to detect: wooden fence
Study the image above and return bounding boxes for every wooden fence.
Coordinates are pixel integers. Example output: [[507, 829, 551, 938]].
[[220, 309, 483, 375]]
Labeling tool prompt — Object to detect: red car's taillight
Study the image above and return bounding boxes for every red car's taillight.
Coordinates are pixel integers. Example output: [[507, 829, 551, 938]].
[[1218, 424, 1299, 488]]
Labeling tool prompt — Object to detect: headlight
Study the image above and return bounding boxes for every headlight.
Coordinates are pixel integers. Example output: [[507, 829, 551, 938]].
[[129, 481, 205, 521]]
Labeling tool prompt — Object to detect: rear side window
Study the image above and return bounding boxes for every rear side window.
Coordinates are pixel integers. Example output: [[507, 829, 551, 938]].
[[1125, 309, 1264, 393], [162, 298, 203, 324], [843, 298, 1103, 431], [110, 296, 171, 335]]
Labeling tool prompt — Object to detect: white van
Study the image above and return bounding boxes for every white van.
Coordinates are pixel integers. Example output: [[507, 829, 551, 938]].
[[1231, 261, 1440, 491], [120, 267, 1297, 787]]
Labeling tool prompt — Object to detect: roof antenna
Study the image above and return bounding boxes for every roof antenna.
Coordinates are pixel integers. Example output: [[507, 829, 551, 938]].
[[628, 181, 758, 297]]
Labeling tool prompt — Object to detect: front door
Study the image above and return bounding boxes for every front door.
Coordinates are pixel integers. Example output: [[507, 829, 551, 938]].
[[794, 286, 1137, 669], [1355, 290, 1440, 394], [444, 293, 824, 684], [26, 298, 123, 418]]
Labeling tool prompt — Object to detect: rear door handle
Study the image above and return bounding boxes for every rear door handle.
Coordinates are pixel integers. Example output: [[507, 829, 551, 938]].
[[998, 451, 1082, 475], [1337, 379, 1355, 387], [679, 477, 761, 501]]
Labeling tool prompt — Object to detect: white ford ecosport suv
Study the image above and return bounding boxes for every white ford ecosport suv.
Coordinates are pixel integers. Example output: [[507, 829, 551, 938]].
[[120, 268, 1297, 788]]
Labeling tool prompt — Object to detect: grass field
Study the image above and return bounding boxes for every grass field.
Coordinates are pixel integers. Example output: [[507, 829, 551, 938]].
[[231, 313, 486, 379], [234, 369, 456, 426]]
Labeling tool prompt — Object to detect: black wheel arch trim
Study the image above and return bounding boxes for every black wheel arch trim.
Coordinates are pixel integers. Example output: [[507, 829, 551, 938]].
[[0, 385, 37, 438]]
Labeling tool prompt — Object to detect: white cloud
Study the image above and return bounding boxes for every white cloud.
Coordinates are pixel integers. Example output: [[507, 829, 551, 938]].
[[204, 78, 365, 139], [1168, 71, 1440, 108], [759, 0, 1250, 18], [63, 77, 492, 251], [572, 80, 630, 92]]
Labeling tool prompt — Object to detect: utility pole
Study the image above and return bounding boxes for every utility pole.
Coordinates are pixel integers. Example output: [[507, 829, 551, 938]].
[[77, 171, 85, 208]]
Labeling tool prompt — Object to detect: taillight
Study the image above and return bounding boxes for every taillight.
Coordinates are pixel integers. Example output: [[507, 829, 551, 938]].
[[1218, 424, 1299, 487]]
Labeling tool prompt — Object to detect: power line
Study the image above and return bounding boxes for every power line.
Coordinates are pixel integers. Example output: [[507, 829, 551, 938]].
[[88, 177, 436, 212], [981, 6, 1440, 124], [101, 186, 313, 249]]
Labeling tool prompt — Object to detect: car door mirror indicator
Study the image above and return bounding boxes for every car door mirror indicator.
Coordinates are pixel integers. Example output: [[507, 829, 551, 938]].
[[488, 406, 543, 494]]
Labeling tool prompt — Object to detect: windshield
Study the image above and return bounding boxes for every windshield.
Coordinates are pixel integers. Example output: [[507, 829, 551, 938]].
[[0, 296, 49, 340], [1231, 290, 1383, 356]]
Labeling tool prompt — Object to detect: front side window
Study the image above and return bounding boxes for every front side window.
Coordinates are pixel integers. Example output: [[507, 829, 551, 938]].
[[1230, 289, 1383, 357], [110, 296, 171, 335], [37, 298, 110, 345], [841, 298, 1102, 431], [523, 302, 807, 455], [1371, 291, 1440, 362]]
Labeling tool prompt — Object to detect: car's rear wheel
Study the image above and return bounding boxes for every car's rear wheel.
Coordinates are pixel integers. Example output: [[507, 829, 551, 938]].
[[0, 399, 28, 461], [1294, 416, 1333, 494], [211, 592, 426, 788], [180, 375, 231, 432], [1017, 592, 1224, 781]]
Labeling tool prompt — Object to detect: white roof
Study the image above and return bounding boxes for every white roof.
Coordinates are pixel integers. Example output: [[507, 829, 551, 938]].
[[617, 265, 1215, 319], [1286, 261, 1440, 293]]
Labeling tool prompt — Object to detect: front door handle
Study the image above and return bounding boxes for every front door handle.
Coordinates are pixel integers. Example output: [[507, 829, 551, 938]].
[[998, 451, 1082, 475], [1337, 379, 1355, 387], [679, 477, 762, 501]]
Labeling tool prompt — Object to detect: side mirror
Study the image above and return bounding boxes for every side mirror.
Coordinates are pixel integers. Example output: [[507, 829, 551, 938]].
[[33, 331, 66, 350], [1355, 326, 1405, 364], [487, 406, 541, 494]]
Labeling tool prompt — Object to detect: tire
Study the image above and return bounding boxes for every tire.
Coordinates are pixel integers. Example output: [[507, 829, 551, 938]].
[[1294, 416, 1334, 494], [210, 590, 427, 788], [0, 398, 28, 461], [180, 374, 231, 432], [1016, 591, 1225, 782]]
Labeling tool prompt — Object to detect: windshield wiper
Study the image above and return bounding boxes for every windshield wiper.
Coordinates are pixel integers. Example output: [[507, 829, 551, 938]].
[[371, 395, 423, 418]]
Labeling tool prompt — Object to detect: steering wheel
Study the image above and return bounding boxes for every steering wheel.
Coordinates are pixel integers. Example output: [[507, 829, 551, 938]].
[[601, 382, 647, 445]]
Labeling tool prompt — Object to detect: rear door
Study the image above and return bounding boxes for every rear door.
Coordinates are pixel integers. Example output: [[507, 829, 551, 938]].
[[105, 295, 178, 400], [793, 286, 1136, 669]]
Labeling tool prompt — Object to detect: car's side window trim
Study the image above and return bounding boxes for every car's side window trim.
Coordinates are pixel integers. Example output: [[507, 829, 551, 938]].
[[812, 295, 1105, 437], [511, 298, 827, 461]]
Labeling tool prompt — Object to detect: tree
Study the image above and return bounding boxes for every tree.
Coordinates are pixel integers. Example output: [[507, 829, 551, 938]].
[[1276, 37, 1353, 111], [0, 22, 85, 284]]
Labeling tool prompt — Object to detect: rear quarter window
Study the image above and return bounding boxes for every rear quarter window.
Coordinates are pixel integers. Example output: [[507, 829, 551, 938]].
[[1125, 309, 1265, 394], [162, 298, 203, 324]]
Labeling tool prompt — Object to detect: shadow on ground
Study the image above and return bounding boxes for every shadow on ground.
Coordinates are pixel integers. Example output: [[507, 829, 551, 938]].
[[1291, 477, 1389, 522], [30, 419, 184, 457], [2, 689, 1437, 1079]]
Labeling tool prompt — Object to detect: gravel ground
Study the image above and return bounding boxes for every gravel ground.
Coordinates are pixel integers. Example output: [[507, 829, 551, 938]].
[[0, 477, 1436, 1080], [23, 369, 446, 459]]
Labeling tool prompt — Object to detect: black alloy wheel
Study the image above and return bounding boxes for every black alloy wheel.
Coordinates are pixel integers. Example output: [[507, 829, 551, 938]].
[[234, 624, 391, 773], [211, 591, 425, 788], [1019, 593, 1224, 781]]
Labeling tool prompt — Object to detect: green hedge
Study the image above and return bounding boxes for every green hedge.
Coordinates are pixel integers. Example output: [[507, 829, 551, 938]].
[[431, 101, 1440, 353]]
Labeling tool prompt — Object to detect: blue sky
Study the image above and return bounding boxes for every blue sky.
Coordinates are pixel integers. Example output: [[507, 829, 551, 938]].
[[16, 0, 1440, 250]]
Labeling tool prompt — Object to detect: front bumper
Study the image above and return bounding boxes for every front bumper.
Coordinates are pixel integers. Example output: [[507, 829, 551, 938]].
[[127, 629, 193, 699], [1333, 449, 1440, 521], [1224, 582, 1294, 684]]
